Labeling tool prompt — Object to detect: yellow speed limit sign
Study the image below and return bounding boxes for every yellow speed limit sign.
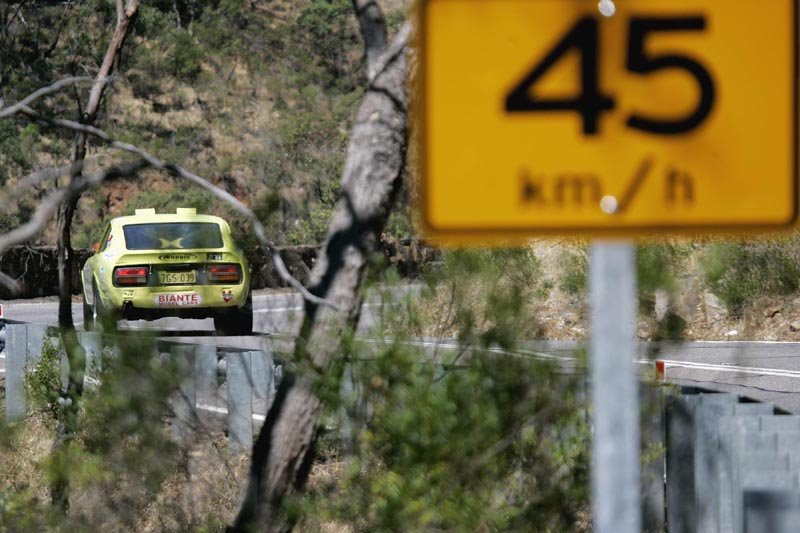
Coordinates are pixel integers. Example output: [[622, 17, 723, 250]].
[[419, 0, 798, 241]]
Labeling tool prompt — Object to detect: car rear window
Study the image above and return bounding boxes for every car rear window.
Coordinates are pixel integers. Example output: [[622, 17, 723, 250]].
[[122, 223, 224, 250]]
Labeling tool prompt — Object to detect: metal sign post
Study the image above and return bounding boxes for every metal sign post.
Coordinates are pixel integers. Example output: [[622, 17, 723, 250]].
[[589, 241, 640, 533]]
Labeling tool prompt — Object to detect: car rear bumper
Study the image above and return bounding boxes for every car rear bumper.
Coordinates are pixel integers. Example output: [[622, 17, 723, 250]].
[[107, 283, 249, 316]]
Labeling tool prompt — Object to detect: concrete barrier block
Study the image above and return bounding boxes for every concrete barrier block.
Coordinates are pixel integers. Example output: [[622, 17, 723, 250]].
[[695, 394, 738, 532], [740, 470, 797, 491], [739, 453, 790, 472], [777, 434, 800, 458], [734, 403, 775, 416], [761, 416, 800, 433], [740, 431, 779, 454], [743, 490, 800, 533], [734, 455, 797, 533], [667, 394, 698, 533], [640, 385, 665, 533]]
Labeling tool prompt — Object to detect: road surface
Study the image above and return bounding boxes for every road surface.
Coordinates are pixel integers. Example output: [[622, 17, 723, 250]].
[[4, 291, 800, 412]]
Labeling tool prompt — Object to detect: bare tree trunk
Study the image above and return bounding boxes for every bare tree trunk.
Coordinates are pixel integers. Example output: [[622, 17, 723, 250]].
[[52, 0, 140, 512], [231, 3, 410, 530]]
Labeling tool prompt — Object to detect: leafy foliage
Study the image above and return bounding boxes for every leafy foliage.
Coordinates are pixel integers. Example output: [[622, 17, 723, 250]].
[[701, 237, 800, 315], [557, 241, 691, 304], [291, 249, 590, 531], [557, 245, 588, 296], [24, 334, 64, 420]]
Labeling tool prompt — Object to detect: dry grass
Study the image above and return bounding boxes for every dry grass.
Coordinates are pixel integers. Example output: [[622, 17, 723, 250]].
[[411, 239, 800, 344], [0, 410, 53, 502], [134, 436, 250, 532], [0, 401, 354, 532], [0, 406, 252, 532]]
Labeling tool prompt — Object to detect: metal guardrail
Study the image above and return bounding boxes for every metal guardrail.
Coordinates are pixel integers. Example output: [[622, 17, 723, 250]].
[[666, 389, 800, 533], [0, 321, 282, 452], [4, 320, 800, 530]]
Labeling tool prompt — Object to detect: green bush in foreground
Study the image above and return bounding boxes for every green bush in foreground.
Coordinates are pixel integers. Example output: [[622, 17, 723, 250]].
[[294, 249, 590, 531]]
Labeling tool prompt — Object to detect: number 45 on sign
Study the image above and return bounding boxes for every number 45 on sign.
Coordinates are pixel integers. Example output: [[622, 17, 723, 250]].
[[419, 0, 798, 242]]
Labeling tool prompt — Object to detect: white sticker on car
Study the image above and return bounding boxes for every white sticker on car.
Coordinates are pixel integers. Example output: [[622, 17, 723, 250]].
[[154, 293, 202, 307]]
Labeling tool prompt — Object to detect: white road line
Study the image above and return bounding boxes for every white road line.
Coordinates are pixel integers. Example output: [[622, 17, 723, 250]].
[[677, 340, 800, 345], [651, 358, 800, 380], [254, 301, 390, 314], [255, 306, 303, 314], [195, 402, 266, 422], [383, 339, 800, 380], [363, 338, 576, 363]]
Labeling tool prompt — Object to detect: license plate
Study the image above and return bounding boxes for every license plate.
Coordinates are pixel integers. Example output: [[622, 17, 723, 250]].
[[159, 270, 196, 285]]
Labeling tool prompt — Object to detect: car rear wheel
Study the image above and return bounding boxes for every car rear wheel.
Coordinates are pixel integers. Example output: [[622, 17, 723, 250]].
[[82, 290, 94, 330], [92, 282, 117, 333], [214, 292, 253, 336]]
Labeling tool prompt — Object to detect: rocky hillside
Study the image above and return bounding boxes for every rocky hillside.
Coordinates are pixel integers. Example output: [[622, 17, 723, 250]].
[[530, 239, 800, 342], [0, 0, 410, 249]]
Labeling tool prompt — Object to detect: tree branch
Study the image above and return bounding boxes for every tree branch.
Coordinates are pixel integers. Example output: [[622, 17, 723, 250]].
[[352, 0, 388, 78], [367, 21, 410, 86], [232, 2, 410, 529], [0, 163, 74, 213], [82, 0, 140, 122], [0, 160, 150, 293], [12, 106, 337, 309], [0, 76, 93, 118]]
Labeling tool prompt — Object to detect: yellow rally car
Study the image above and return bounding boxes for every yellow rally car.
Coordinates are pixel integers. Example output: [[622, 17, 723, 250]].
[[81, 208, 253, 335]]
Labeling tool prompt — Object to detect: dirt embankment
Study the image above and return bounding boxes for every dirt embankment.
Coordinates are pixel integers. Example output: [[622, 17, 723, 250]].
[[531, 241, 800, 342]]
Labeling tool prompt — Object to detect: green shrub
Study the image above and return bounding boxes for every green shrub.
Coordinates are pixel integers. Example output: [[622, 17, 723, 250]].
[[24, 334, 63, 419], [701, 237, 800, 315], [286, 204, 334, 245], [124, 185, 213, 215], [295, 247, 589, 531], [558, 245, 588, 296], [637, 241, 692, 296], [558, 241, 691, 302], [0, 121, 29, 182]]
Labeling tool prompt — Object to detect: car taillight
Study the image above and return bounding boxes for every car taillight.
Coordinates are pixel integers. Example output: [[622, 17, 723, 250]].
[[207, 264, 241, 283], [114, 266, 148, 286]]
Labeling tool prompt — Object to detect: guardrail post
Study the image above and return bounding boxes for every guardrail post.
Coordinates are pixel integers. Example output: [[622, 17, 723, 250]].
[[171, 344, 197, 446], [250, 349, 273, 402], [5, 324, 28, 421], [195, 344, 217, 405], [666, 394, 698, 533], [339, 363, 357, 455], [641, 385, 666, 533], [25, 323, 48, 365], [60, 344, 69, 390], [79, 331, 102, 382], [695, 394, 738, 532], [227, 350, 253, 453], [743, 490, 800, 533]]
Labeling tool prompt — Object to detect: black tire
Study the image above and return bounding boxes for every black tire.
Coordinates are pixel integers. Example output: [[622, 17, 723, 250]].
[[92, 282, 117, 333], [214, 292, 253, 336], [82, 291, 94, 330]]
